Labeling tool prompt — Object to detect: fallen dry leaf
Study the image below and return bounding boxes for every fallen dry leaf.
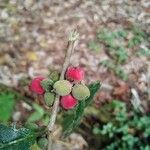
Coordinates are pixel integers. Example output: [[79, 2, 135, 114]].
[[113, 83, 128, 96]]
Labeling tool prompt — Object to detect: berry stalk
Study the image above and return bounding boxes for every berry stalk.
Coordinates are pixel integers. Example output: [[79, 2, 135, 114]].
[[47, 30, 79, 132]]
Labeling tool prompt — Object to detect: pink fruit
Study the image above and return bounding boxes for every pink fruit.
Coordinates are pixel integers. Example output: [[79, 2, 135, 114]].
[[29, 76, 45, 94], [60, 95, 77, 110], [66, 66, 85, 82]]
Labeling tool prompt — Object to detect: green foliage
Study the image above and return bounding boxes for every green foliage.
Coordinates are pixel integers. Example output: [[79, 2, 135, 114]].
[[62, 109, 76, 135], [0, 84, 21, 123], [41, 115, 50, 126], [97, 28, 129, 80], [30, 143, 41, 150], [92, 100, 150, 150], [100, 60, 128, 80], [62, 101, 85, 137], [63, 101, 86, 137], [96, 100, 127, 124], [26, 102, 50, 128], [127, 27, 147, 48], [0, 92, 16, 123], [62, 82, 100, 136], [89, 27, 148, 80], [97, 28, 119, 48], [137, 48, 150, 57], [97, 28, 128, 64], [0, 84, 21, 99], [25, 123, 39, 131], [0, 124, 36, 150], [37, 138, 48, 150], [27, 103, 44, 123]]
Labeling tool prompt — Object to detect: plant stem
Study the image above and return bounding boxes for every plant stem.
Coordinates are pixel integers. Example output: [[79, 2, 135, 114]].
[[47, 31, 79, 150]]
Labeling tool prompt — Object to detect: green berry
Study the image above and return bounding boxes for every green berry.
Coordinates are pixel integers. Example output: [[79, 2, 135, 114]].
[[72, 84, 90, 100], [53, 80, 72, 96], [44, 92, 55, 106], [41, 79, 53, 91], [37, 138, 48, 150], [49, 71, 60, 82]]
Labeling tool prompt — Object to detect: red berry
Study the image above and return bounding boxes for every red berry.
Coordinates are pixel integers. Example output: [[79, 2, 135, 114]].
[[29, 76, 45, 94], [66, 66, 84, 82], [60, 95, 77, 110]]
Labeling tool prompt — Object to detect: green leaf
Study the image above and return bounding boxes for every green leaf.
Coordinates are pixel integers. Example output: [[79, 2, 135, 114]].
[[0, 84, 21, 99], [0, 92, 15, 123], [32, 103, 44, 115], [27, 112, 42, 123], [63, 101, 85, 136], [42, 115, 50, 126], [72, 101, 85, 128], [84, 81, 101, 107], [25, 123, 39, 131], [30, 143, 41, 150], [0, 124, 36, 150], [27, 103, 44, 123], [63, 82, 100, 136], [62, 110, 76, 136]]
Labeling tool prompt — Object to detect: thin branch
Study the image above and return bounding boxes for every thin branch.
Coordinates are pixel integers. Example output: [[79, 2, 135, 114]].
[[47, 31, 79, 150], [48, 31, 78, 132]]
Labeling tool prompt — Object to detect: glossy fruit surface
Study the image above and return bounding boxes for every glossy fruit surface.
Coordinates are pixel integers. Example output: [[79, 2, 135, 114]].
[[29, 76, 45, 94], [60, 95, 77, 109], [66, 66, 84, 82]]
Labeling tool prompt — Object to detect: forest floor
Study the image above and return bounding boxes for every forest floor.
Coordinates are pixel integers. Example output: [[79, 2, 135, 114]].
[[0, 0, 149, 150]]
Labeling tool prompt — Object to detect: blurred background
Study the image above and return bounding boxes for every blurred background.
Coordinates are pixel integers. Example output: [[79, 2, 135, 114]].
[[0, 0, 149, 150]]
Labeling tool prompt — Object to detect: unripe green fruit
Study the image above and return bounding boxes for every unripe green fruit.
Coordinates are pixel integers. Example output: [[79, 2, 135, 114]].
[[41, 79, 53, 91], [72, 84, 90, 100], [44, 92, 55, 106], [49, 71, 60, 82], [37, 138, 48, 150], [53, 80, 72, 96]]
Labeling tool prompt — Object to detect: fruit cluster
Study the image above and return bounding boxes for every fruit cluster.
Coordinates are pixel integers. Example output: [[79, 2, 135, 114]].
[[29, 66, 90, 110]]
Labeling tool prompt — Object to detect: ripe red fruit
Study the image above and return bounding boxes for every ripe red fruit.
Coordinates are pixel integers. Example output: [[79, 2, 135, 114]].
[[29, 76, 45, 94], [66, 66, 84, 82], [60, 95, 77, 110]]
